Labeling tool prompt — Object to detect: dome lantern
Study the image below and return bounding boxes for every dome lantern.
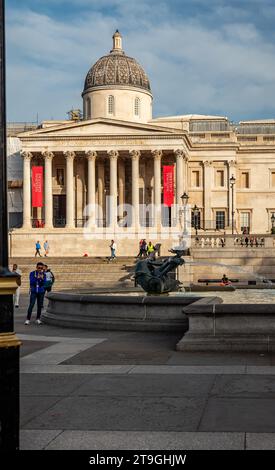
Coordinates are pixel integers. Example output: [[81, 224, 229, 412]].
[[111, 30, 123, 54], [82, 31, 153, 123]]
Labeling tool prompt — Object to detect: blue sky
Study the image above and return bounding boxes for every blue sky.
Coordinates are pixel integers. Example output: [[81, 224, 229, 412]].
[[6, 0, 275, 122]]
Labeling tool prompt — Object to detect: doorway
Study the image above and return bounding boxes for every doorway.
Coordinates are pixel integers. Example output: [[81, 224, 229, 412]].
[[53, 195, 66, 227]]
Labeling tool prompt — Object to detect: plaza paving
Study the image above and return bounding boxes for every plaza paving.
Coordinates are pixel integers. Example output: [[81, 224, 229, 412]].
[[16, 294, 275, 450]]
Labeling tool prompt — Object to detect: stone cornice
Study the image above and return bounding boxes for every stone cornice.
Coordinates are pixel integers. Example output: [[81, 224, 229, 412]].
[[19, 133, 189, 142]]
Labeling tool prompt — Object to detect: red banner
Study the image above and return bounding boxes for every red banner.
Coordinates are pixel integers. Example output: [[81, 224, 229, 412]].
[[32, 166, 43, 207], [163, 165, 174, 207]]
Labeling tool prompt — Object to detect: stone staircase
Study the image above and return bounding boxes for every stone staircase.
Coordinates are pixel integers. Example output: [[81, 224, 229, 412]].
[[10, 257, 136, 293]]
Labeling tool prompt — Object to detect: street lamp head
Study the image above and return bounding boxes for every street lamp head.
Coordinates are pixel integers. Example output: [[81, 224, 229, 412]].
[[181, 192, 189, 205], [230, 174, 236, 186], [193, 204, 199, 216], [271, 213, 275, 224]]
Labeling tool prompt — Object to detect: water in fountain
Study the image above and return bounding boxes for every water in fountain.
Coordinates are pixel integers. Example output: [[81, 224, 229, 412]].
[[184, 260, 273, 285]]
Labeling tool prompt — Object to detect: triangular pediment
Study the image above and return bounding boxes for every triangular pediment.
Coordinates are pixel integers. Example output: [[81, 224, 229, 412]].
[[18, 117, 182, 138]]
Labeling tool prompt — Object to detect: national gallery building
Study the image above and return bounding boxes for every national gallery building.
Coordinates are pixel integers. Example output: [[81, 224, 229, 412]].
[[8, 31, 275, 256]]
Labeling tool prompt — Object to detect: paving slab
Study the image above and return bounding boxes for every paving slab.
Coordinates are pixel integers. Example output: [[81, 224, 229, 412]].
[[20, 429, 63, 450], [20, 373, 91, 396], [167, 352, 272, 366], [246, 433, 275, 450], [211, 375, 275, 397], [20, 396, 62, 427], [130, 365, 246, 374], [22, 396, 207, 431], [247, 366, 275, 375], [20, 340, 55, 358], [70, 374, 215, 397], [199, 397, 275, 432], [43, 430, 245, 450], [20, 364, 135, 374]]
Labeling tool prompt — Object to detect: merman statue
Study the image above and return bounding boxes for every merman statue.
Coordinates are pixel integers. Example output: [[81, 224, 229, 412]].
[[134, 249, 185, 294]]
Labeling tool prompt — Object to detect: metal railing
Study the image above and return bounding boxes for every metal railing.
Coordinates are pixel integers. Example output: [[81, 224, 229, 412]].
[[31, 218, 45, 228], [53, 217, 66, 228]]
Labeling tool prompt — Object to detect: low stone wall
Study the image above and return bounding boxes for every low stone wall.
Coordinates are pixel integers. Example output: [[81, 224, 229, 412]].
[[43, 289, 205, 332], [177, 299, 275, 352]]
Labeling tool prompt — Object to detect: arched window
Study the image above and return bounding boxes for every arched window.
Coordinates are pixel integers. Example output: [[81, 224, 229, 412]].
[[108, 95, 115, 115], [134, 97, 140, 117]]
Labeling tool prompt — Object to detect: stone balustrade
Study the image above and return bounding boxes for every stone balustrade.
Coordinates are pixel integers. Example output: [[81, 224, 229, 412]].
[[191, 235, 275, 249]]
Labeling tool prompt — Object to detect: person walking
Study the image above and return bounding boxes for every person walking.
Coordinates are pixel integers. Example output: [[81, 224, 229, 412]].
[[12, 263, 22, 308], [25, 262, 46, 325], [109, 239, 117, 261], [35, 240, 42, 257], [43, 240, 50, 257]]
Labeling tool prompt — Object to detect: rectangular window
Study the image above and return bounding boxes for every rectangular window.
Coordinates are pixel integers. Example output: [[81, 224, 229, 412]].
[[216, 211, 225, 229], [241, 172, 249, 188], [271, 172, 275, 187], [191, 210, 201, 229], [56, 168, 65, 186], [215, 170, 224, 187], [240, 212, 250, 233], [191, 170, 200, 187]]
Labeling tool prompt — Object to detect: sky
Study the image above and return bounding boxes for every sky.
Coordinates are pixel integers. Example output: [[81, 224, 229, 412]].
[[5, 0, 275, 123]]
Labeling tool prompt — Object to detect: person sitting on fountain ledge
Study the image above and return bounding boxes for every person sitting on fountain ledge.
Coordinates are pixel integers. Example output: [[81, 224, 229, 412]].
[[221, 274, 230, 286]]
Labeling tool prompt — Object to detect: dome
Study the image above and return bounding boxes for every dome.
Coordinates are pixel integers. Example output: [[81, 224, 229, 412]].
[[83, 31, 151, 94]]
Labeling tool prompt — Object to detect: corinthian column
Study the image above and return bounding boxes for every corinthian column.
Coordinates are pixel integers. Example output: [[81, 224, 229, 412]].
[[203, 160, 213, 230], [174, 149, 185, 205], [152, 149, 162, 228], [86, 150, 97, 228], [118, 159, 125, 222], [108, 150, 118, 228], [97, 160, 105, 226], [42, 151, 54, 229], [64, 151, 75, 229], [21, 151, 32, 229], [130, 150, 140, 229]]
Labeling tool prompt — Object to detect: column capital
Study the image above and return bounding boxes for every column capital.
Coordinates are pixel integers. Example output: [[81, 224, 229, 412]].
[[174, 149, 190, 162], [129, 149, 141, 160], [42, 150, 54, 161], [85, 150, 97, 161], [108, 150, 119, 160], [21, 151, 32, 161], [64, 150, 75, 160], [228, 159, 237, 167], [202, 160, 212, 167], [174, 148, 185, 158], [151, 149, 162, 160]]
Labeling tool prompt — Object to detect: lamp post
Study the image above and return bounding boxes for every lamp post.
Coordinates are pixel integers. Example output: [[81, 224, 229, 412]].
[[271, 213, 275, 235], [193, 204, 199, 236], [180, 192, 189, 234], [230, 174, 236, 235], [0, 0, 21, 450]]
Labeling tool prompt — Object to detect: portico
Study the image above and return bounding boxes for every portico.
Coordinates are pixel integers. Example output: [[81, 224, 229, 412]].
[[20, 131, 189, 234]]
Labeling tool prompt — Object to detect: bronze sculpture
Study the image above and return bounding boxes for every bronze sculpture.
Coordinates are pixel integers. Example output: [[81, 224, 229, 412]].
[[134, 249, 185, 294]]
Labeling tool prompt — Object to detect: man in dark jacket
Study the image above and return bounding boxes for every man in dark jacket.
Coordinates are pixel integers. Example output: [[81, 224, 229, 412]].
[[25, 262, 46, 325]]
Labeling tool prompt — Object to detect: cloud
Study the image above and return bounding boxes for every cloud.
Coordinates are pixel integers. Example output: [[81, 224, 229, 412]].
[[6, 0, 275, 122]]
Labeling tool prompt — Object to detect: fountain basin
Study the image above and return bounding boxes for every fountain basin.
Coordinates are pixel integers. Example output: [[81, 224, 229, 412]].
[[43, 288, 221, 332], [177, 301, 275, 352]]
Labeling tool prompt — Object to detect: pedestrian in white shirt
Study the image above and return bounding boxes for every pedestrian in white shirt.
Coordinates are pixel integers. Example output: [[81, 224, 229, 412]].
[[109, 240, 117, 261], [12, 264, 22, 308]]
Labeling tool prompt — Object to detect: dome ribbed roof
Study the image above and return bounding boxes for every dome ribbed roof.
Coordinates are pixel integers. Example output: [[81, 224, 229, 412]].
[[83, 31, 151, 93]]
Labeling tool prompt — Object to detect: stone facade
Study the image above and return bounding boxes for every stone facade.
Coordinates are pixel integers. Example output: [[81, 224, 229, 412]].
[[8, 32, 275, 256]]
